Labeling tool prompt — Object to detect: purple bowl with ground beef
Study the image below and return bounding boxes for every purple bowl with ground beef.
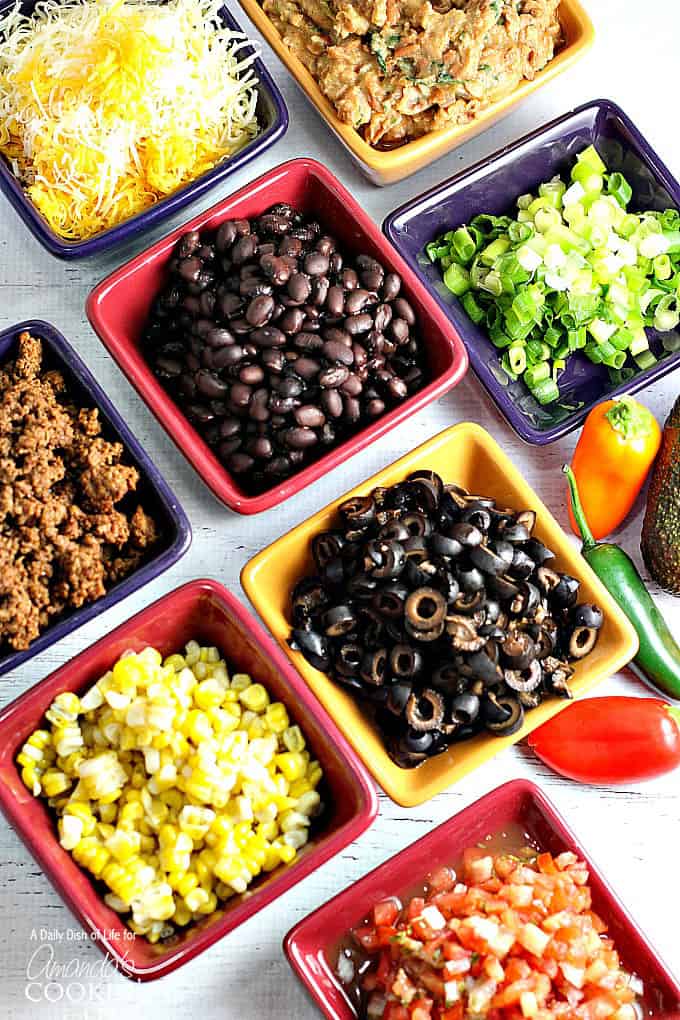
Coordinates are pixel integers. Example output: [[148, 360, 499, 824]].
[[0, 320, 191, 677]]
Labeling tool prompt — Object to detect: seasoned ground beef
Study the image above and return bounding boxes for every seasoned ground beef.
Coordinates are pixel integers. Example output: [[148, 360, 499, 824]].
[[262, 0, 562, 147], [0, 331, 159, 652]]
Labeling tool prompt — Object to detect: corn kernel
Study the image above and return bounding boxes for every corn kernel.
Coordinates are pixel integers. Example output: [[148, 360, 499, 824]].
[[275, 753, 305, 783], [265, 703, 289, 734]]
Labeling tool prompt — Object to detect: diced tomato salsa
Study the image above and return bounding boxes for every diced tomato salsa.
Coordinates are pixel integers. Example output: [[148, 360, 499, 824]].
[[347, 849, 640, 1020]]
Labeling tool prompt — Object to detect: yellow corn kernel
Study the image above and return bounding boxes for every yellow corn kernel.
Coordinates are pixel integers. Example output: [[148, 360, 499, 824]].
[[239, 684, 269, 713], [64, 802, 97, 835], [230, 673, 251, 692], [288, 778, 312, 799], [105, 828, 141, 863], [97, 801, 117, 824], [151, 732, 171, 750], [184, 710, 213, 745], [21, 767, 41, 794], [118, 801, 144, 829], [209, 704, 240, 733], [262, 846, 282, 872], [306, 762, 323, 788], [174, 872, 199, 898], [172, 903, 192, 927], [163, 654, 186, 672], [194, 678, 224, 710], [282, 725, 305, 753], [195, 891, 217, 914], [257, 820, 279, 842], [97, 822, 115, 840], [159, 788, 183, 812], [275, 842, 297, 865], [183, 886, 209, 912], [73, 837, 111, 877], [46, 692, 81, 726], [275, 752, 305, 783], [265, 702, 289, 734]]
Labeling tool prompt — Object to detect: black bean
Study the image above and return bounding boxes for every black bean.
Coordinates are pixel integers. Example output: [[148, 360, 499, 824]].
[[251, 326, 286, 348], [284, 427, 318, 449], [177, 230, 201, 258], [212, 345, 244, 369], [295, 331, 323, 351], [232, 235, 258, 264], [394, 297, 415, 325], [388, 376, 408, 400], [345, 313, 373, 335], [279, 236, 303, 257], [329, 253, 343, 274], [342, 395, 361, 422], [322, 340, 354, 365], [219, 437, 242, 459], [279, 308, 306, 334], [287, 273, 312, 304], [295, 405, 326, 428], [346, 289, 373, 315], [326, 286, 345, 317], [206, 327, 235, 348], [341, 268, 358, 290], [277, 375, 304, 398], [262, 349, 285, 373], [238, 364, 263, 385], [361, 268, 383, 291], [366, 397, 386, 417], [228, 452, 255, 473], [311, 277, 329, 306], [250, 436, 273, 459], [196, 371, 228, 398], [316, 236, 335, 256], [179, 257, 202, 283], [304, 252, 330, 276], [322, 389, 343, 418], [382, 272, 401, 301], [246, 294, 275, 327], [390, 318, 410, 343], [293, 357, 320, 380], [249, 389, 270, 422], [269, 394, 300, 414], [340, 373, 363, 396], [186, 402, 215, 424], [374, 303, 393, 332], [155, 356, 182, 377], [217, 293, 242, 319], [230, 383, 252, 408], [319, 365, 350, 388], [220, 418, 241, 439]]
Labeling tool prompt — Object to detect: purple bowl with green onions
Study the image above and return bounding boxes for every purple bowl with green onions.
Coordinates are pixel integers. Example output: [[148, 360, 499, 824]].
[[383, 99, 680, 445]]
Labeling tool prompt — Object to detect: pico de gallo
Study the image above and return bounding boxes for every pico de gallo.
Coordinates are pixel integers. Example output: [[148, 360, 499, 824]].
[[340, 847, 641, 1020]]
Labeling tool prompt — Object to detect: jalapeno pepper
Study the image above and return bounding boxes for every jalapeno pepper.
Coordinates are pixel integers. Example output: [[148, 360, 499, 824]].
[[564, 464, 680, 701]]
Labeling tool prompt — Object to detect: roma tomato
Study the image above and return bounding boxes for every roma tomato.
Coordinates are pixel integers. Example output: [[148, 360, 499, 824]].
[[528, 697, 680, 784]]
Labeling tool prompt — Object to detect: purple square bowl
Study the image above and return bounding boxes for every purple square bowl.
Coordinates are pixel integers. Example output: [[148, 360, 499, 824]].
[[384, 100, 680, 445], [0, 3, 288, 259], [0, 320, 191, 677]]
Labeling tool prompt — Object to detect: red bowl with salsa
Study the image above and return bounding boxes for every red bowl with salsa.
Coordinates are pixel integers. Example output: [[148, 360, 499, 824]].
[[284, 780, 680, 1020]]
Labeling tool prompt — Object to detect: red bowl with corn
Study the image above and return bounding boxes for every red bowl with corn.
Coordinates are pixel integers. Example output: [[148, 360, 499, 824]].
[[0, 579, 377, 980]]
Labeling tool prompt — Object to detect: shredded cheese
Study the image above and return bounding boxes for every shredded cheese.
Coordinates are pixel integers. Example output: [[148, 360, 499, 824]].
[[0, 0, 260, 239]]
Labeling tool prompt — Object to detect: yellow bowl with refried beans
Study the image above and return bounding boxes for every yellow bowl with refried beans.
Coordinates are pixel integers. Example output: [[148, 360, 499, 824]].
[[237, 0, 594, 185]]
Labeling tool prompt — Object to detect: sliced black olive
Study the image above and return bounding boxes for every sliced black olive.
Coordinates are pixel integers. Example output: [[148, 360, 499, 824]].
[[500, 632, 535, 669], [403, 536, 429, 563], [501, 522, 531, 544], [510, 581, 540, 617], [436, 569, 460, 604], [322, 605, 356, 637], [445, 483, 470, 508], [482, 599, 501, 626], [312, 531, 345, 569], [405, 587, 446, 633], [363, 685, 390, 705], [504, 659, 542, 693], [543, 657, 575, 698], [457, 565, 485, 593], [464, 495, 496, 510], [466, 649, 503, 686], [291, 627, 329, 671], [452, 590, 485, 613], [483, 693, 524, 735], [405, 689, 444, 731], [536, 566, 561, 594], [528, 619, 558, 659], [488, 574, 520, 602], [490, 539, 515, 566], [551, 574, 580, 610], [510, 548, 536, 580], [568, 625, 598, 659], [460, 507, 492, 533], [430, 533, 464, 558], [389, 643, 423, 678], [468, 543, 506, 576], [516, 509, 537, 534], [448, 522, 482, 548], [291, 577, 329, 622], [321, 557, 345, 587], [335, 642, 363, 676], [372, 582, 408, 618], [387, 680, 413, 715], [524, 538, 555, 565], [360, 648, 388, 685], [377, 520, 410, 542], [518, 689, 542, 709], [335, 675, 364, 693], [446, 614, 485, 652], [347, 573, 378, 600], [431, 663, 465, 695], [451, 693, 480, 724], [407, 474, 442, 512], [404, 559, 436, 590], [402, 727, 435, 754], [339, 495, 375, 526], [372, 540, 406, 579], [401, 511, 432, 538], [572, 603, 604, 630]]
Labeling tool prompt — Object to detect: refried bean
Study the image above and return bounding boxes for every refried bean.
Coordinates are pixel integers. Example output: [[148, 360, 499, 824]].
[[0, 331, 159, 652]]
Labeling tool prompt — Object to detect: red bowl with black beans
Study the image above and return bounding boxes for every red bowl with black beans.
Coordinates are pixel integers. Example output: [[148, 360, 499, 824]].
[[86, 159, 468, 514]]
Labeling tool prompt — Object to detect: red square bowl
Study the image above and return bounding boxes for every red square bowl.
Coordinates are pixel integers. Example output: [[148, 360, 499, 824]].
[[0, 579, 378, 981], [86, 159, 468, 514], [284, 779, 680, 1020]]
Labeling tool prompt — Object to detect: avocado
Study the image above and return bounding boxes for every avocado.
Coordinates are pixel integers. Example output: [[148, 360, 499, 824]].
[[641, 394, 680, 595]]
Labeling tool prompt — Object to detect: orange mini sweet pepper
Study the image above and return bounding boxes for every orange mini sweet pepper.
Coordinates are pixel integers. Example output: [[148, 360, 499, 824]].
[[568, 396, 661, 540]]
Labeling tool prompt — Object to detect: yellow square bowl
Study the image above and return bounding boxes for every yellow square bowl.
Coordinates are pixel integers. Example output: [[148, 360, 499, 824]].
[[237, 0, 595, 186], [241, 425, 638, 807]]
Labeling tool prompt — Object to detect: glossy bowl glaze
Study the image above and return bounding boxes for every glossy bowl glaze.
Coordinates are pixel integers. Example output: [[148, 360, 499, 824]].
[[0, 579, 379, 981], [0, 319, 191, 677], [0, 3, 288, 258], [384, 99, 680, 444], [284, 779, 680, 1020], [236, 0, 593, 186], [86, 158, 468, 514], [241, 424, 639, 807]]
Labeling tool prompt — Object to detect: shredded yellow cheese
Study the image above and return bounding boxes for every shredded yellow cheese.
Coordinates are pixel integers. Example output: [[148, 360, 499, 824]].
[[0, 0, 260, 239]]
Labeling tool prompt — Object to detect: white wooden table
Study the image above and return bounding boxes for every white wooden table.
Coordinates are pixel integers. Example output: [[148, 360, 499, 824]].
[[1, 1, 679, 1016]]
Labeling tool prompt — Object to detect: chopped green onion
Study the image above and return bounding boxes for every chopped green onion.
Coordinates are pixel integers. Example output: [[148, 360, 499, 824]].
[[443, 263, 471, 297], [607, 172, 632, 209], [461, 291, 485, 325], [530, 378, 560, 404]]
